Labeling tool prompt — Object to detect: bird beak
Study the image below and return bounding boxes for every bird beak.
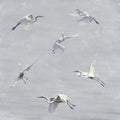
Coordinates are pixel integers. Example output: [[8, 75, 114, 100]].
[[69, 13, 79, 16], [40, 16, 44, 18], [37, 96, 42, 98], [37, 16, 44, 18], [73, 70, 80, 73]]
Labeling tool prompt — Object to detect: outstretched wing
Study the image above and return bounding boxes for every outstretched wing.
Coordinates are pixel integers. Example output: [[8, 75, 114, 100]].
[[61, 33, 79, 42], [48, 101, 59, 113], [10, 81, 18, 88], [58, 33, 79, 42], [88, 60, 96, 76], [77, 16, 92, 23], [10, 77, 20, 88], [69, 13, 80, 17], [53, 42, 65, 54], [23, 58, 38, 72]]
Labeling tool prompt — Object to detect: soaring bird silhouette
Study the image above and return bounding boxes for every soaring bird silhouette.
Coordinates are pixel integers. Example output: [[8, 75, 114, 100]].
[[52, 32, 79, 54], [12, 14, 44, 30], [70, 9, 99, 24], [37, 94, 76, 113], [73, 60, 105, 87], [10, 58, 38, 88]]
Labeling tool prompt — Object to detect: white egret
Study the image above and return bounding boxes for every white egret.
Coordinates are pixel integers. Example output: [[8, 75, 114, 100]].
[[12, 14, 44, 30], [37, 94, 76, 113], [10, 58, 38, 88], [70, 9, 99, 24], [73, 60, 105, 87], [52, 32, 79, 54]]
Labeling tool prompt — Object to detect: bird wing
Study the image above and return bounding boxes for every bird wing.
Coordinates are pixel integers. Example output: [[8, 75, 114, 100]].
[[62, 33, 79, 41], [23, 58, 38, 73], [10, 76, 20, 88], [77, 16, 92, 23], [48, 101, 59, 113], [88, 60, 96, 76], [58, 33, 79, 41], [69, 13, 80, 16], [10, 80, 18, 88], [18, 17, 27, 24], [53, 42, 65, 53], [69, 9, 84, 16], [18, 63, 24, 72]]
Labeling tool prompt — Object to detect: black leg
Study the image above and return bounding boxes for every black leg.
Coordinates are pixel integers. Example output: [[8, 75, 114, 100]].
[[23, 78, 27, 84], [67, 100, 75, 110], [67, 100, 76, 107], [94, 77, 105, 87]]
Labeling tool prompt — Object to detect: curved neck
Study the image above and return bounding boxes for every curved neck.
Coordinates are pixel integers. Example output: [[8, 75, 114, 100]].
[[33, 16, 43, 22], [41, 96, 55, 104], [41, 96, 49, 103], [75, 9, 80, 15], [61, 33, 65, 41], [34, 16, 39, 22]]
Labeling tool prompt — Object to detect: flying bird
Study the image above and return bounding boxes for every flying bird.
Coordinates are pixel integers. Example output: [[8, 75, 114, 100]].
[[37, 94, 76, 113], [73, 60, 105, 87], [52, 32, 79, 54], [12, 14, 44, 30], [10, 58, 38, 88], [70, 9, 99, 24]]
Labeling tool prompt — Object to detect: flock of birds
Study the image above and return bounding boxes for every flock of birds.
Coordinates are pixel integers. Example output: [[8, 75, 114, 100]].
[[9, 9, 105, 113]]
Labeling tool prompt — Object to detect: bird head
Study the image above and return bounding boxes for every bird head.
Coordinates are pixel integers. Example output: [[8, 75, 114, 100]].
[[69, 9, 80, 16], [36, 16, 44, 19], [26, 15, 34, 21], [73, 70, 80, 73], [75, 9, 80, 13], [73, 70, 82, 76], [37, 96, 44, 98], [75, 9, 88, 16]]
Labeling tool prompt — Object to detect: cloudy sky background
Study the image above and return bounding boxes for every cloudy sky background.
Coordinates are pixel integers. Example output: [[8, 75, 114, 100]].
[[0, 0, 120, 120]]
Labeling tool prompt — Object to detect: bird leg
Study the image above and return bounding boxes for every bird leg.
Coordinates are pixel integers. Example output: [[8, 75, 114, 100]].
[[67, 100, 76, 107], [12, 22, 20, 30], [67, 100, 74, 110], [22, 78, 27, 84], [92, 17, 99, 24], [95, 77, 105, 87], [24, 75, 29, 80]]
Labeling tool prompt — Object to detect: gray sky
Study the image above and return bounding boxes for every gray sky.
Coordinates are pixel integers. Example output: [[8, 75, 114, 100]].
[[0, 0, 120, 120]]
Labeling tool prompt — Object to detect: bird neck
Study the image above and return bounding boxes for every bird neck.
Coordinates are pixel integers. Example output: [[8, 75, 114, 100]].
[[32, 16, 40, 22], [41, 96, 50, 103], [34, 16, 38, 22]]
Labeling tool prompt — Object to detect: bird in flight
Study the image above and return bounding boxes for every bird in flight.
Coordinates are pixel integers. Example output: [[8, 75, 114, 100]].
[[52, 32, 79, 54], [73, 60, 105, 87], [10, 58, 38, 88], [37, 94, 76, 113], [12, 14, 44, 30], [70, 9, 99, 24]]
